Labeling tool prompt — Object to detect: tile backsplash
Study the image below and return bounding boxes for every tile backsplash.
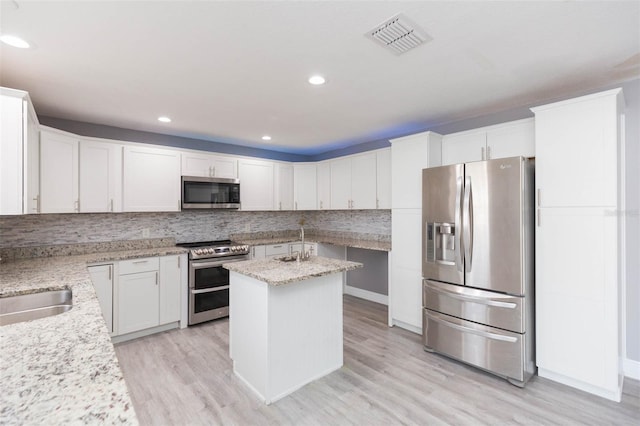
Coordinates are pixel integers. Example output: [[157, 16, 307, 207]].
[[0, 210, 390, 248]]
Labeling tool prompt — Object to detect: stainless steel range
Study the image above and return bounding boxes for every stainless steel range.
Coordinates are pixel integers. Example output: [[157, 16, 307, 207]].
[[176, 240, 249, 325]]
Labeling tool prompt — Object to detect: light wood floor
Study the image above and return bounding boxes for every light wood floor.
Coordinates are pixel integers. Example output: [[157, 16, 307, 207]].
[[115, 295, 640, 425]]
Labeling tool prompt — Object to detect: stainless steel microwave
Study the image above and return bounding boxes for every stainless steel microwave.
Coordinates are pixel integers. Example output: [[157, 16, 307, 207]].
[[181, 176, 240, 209]]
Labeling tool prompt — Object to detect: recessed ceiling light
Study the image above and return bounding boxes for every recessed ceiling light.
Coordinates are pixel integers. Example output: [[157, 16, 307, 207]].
[[0, 34, 30, 49], [158, 116, 171, 123], [261, 135, 272, 141], [308, 75, 326, 85]]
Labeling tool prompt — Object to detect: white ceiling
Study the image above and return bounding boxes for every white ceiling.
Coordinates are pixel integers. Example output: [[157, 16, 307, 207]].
[[1, 1, 639, 155]]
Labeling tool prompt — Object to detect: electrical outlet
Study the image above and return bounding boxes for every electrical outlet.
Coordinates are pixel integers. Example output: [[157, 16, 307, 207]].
[[142, 228, 150, 238], [244, 223, 251, 232]]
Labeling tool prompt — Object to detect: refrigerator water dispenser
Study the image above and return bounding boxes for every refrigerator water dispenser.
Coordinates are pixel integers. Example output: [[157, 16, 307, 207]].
[[426, 222, 456, 265]]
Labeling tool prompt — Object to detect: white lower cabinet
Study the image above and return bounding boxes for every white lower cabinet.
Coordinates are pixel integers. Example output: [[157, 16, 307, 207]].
[[117, 257, 160, 335], [115, 255, 183, 337], [265, 243, 289, 259], [250, 242, 318, 260], [389, 209, 423, 332], [536, 208, 619, 396], [251, 245, 266, 259], [88, 264, 114, 333], [159, 255, 182, 324]]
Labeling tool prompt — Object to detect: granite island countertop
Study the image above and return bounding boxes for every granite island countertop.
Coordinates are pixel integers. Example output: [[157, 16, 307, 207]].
[[223, 255, 362, 286], [0, 242, 187, 425]]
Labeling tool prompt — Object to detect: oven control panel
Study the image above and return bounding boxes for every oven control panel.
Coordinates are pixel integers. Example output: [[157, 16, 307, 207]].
[[190, 244, 249, 259]]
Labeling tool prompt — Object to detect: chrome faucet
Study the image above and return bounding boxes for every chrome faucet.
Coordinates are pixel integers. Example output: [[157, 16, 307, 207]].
[[300, 226, 306, 260]]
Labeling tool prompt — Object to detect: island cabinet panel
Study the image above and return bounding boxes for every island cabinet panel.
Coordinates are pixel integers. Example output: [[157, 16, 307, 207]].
[[229, 272, 343, 404]]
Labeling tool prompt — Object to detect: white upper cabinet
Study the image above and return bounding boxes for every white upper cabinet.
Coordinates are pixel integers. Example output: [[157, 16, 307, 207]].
[[0, 88, 39, 215], [181, 152, 237, 178], [330, 157, 351, 209], [293, 163, 317, 210], [40, 131, 79, 213], [442, 118, 535, 165], [79, 140, 122, 213], [350, 152, 377, 209], [376, 149, 391, 209], [123, 145, 181, 212], [533, 96, 619, 208], [390, 131, 442, 209], [316, 161, 331, 210], [486, 119, 535, 160], [442, 131, 486, 165], [329, 152, 378, 210], [274, 163, 294, 210], [238, 158, 274, 210]]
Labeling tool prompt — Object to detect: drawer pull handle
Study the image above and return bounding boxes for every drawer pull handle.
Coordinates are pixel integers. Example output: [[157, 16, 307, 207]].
[[427, 312, 517, 343]]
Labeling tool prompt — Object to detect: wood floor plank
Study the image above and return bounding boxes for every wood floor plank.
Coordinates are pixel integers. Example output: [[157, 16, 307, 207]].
[[115, 295, 640, 425]]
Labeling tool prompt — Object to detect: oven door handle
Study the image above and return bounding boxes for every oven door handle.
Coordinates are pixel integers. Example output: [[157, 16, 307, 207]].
[[190, 257, 247, 269], [191, 286, 230, 294]]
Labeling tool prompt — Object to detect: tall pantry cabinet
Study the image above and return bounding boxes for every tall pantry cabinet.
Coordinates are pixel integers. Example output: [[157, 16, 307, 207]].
[[0, 88, 39, 215], [389, 131, 442, 333], [531, 88, 625, 402]]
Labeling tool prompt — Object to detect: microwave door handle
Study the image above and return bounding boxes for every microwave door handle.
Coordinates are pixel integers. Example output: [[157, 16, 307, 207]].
[[463, 176, 473, 271], [454, 176, 463, 272]]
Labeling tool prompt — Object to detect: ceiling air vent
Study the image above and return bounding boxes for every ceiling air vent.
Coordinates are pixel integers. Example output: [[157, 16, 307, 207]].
[[365, 13, 431, 55]]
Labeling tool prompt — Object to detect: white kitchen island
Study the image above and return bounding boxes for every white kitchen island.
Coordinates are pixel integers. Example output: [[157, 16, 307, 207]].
[[223, 256, 362, 404]]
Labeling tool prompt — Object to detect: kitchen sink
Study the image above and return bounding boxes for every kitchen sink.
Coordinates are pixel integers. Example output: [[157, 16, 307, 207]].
[[0, 289, 72, 326]]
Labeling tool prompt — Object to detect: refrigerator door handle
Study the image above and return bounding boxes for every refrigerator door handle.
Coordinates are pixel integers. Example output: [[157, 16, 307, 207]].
[[463, 176, 473, 271], [454, 176, 464, 272], [426, 311, 518, 343]]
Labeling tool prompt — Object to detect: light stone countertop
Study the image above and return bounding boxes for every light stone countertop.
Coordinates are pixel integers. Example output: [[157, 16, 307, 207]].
[[223, 256, 363, 286], [0, 244, 187, 425]]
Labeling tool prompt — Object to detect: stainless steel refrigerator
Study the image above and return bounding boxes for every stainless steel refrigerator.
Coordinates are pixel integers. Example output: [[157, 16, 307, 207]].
[[422, 156, 535, 386]]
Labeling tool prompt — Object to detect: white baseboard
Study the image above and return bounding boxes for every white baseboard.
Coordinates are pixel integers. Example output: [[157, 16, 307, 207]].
[[111, 322, 179, 344], [538, 367, 622, 402], [624, 357, 640, 380], [391, 318, 422, 335], [344, 285, 388, 305]]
